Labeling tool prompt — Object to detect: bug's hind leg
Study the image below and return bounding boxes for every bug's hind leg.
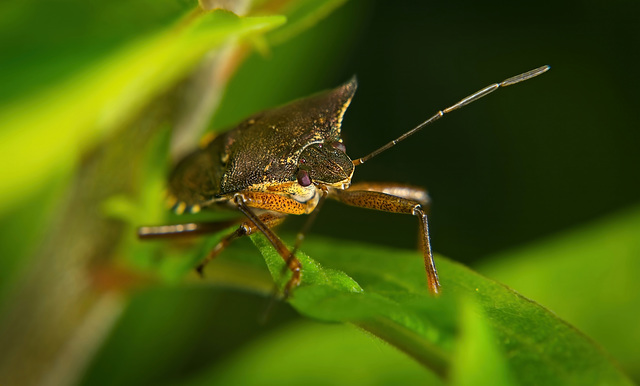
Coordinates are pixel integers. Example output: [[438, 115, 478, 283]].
[[330, 182, 440, 295], [195, 213, 286, 276]]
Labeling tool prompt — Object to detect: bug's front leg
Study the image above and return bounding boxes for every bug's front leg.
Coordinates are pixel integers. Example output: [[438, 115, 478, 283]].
[[233, 195, 302, 297], [331, 182, 440, 295]]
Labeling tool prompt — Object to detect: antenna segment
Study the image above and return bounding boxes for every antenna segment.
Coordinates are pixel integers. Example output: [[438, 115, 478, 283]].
[[353, 65, 550, 166]]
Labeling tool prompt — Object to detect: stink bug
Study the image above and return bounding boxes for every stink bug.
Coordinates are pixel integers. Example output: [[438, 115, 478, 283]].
[[139, 65, 550, 296]]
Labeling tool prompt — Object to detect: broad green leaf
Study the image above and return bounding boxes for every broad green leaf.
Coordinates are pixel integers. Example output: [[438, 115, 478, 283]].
[[0, 10, 285, 215], [480, 205, 640, 382], [451, 298, 514, 386], [181, 320, 442, 386], [250, 234, 633, 385]]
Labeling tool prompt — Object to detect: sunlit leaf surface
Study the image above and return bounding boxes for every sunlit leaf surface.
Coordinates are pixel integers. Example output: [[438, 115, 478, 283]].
[[481, 205, 640, 382], [251, 234, 633, 385]]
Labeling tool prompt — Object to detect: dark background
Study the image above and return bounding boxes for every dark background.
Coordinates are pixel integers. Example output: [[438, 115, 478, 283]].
[[217, 0, 640, 264]]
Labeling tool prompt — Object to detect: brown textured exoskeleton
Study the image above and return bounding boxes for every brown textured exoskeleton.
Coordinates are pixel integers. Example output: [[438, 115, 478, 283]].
[[139, 65, 550, 296]]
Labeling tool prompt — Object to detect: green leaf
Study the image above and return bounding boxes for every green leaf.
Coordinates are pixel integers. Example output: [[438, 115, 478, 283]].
[[0, 9, 285, 216], [480, 205, 640, 382], [451, 298, 514, 386], [181, 320, 442, 386], [250, 234, 633, 385]]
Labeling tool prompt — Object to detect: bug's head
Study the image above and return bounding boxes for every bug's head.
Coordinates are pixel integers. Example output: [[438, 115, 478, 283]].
[[296, 141, 354, 189]]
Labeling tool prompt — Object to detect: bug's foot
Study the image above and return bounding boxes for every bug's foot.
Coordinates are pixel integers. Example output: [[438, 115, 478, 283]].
[[282, 269, 301, 300]]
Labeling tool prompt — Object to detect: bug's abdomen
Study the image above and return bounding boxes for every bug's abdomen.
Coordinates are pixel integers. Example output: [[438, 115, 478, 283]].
[[168, 148, 223, 212]]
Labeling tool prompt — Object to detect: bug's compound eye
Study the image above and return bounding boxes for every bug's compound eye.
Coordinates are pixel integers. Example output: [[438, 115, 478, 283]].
[[330, 141, 346, 152], [297, 169, 312, 187]]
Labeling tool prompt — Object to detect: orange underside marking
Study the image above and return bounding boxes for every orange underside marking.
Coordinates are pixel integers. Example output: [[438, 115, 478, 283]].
[[241, 190, 309, 215], [265, 180, 303, 192]]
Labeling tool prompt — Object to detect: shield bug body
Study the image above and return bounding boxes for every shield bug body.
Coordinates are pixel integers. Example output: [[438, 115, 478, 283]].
[[139, 65, 550, 296]]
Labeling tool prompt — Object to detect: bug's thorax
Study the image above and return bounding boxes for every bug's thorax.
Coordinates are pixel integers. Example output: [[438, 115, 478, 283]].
[[237, 140, 354, 215]]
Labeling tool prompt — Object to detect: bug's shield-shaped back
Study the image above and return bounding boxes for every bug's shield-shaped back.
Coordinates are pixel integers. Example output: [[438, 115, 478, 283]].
[[168, 77, 357, 208], [217, 77, 357, 193]]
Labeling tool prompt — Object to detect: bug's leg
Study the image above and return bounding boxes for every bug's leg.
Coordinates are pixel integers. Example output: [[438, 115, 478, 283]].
[[331, 182, 440, 295], [288, 188, 328, 267], [195, 213, 286, 276], [234, 195, 302, 297], [138, 220, 241, 240], [138, 215, 286, 276]]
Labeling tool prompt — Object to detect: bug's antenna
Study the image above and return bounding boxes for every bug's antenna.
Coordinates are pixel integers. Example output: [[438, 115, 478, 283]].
[[352, 65, 550, 166]]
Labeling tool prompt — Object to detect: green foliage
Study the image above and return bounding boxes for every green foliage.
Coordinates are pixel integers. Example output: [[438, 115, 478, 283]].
[[181, 321, 442, 386], [79, 209, 639, 385], [450, 299, 513, 386], [250, 234, 633, 385], [1, 1, 638, 386], [0, 3, 285, 307], [481, 205, 640, 382], [0, 6, 284, 216]]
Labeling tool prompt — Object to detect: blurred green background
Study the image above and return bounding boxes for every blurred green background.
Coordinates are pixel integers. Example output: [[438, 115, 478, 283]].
[[1, 0, 639, 385]]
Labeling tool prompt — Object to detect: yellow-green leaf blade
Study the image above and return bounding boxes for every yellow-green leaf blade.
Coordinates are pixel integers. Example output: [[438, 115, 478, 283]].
[[0, 10, 285, 215]]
